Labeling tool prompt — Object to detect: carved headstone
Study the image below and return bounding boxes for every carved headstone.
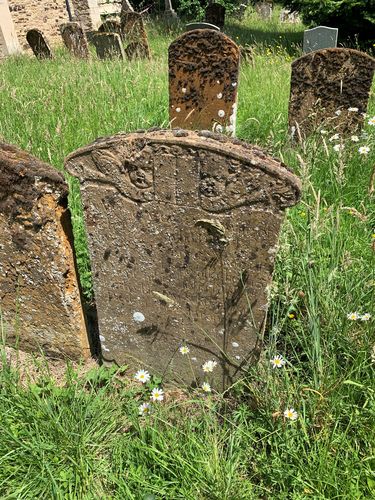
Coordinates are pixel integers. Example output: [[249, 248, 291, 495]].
[[169, 30, 240, 134], [120, 11, 151, 60], [91, 32, 125, 60], [289, 48, 375, 137], [303, 26, 338, 53], [26, 29, 53, 60], [185, 22, 220, 32], [0, 142, 90, 360], [60, 22, 89, 59], [66, 129, 301, 390], [205, 3, 226, 29], [255, 2, 273, 20]]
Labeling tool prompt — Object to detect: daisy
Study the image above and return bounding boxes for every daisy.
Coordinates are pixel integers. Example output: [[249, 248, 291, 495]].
[[347, 312, 360, 321], [348, 107, 359, 112], [333, 144, 344, 152], [284, 408, 298, 420], [201, 382, 211, 392], [202, 360, 218, 372], [368, 116, 375, 126], [179, 345, 190, 355], [358, 146, 370, 155], [329, 133, 340, 142], [360, 313, 371, 321], [134, 369, 151, 384], [150, 387, 164, 402], [270, 355, 286, 368], [351, 135, 359, 142], [138, 402, 152, 416]]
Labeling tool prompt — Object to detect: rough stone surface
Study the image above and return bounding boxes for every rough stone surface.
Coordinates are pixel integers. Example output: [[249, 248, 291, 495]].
[[303, 26, 338, 53], [169, 30, 240, 134], [70, 0, 101, 31], [185, 22, 220, 32], [98, 20, 123, 39], [26, 29, 53, 59], [120, 11, 150, 60], [205, 3, 226, 29], [0, 142, 89, 360], [65, 129, 301, 390], [60, 22, 89, 58], [289, 48, 375, 137], [255, 1, 272, 20], [91, 32, 125, 60]]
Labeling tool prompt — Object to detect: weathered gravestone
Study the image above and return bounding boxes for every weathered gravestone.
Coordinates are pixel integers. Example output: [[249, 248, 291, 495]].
[[98, 20, 123, 39], [303, 26, 338, 53], [289, 48, 375, 137], [169, 30, 240, 134], [280, 9, 301, 24], [120, 11, 151, 60], [0, 142, 90, 360], [91, 32, 125, 60], [185, 22, 220, 32], [65, 129, 301, 390], [255, 2, 273, 20], [26, 29, 53, 60], [60, 22, 89, 59], [205, 3, 226, 29]]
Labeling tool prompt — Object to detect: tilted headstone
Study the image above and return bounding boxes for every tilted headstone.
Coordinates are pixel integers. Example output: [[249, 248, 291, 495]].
[[26, 29, 53, 60], [169, 30, 240, 134], [66, 129, 301, 390], [120, 11, 151, 60], [289, 48, 375, 137], [303, 26, 338, 53], [205, 3, 226, 29], [98, 20, 123, 39], [0, 142, 90, 360], [60, 22, 89, 59], [255, 2, 273, 20], [185, 22, 220, 32], [91, 32, 125, 60]]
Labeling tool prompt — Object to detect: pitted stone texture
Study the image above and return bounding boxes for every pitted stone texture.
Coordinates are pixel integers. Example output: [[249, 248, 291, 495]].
[[303, 26, 338, 53], [98, 20, 123, 39], [91, 32, 125, 59], [120, 11, 150, 60], [66, 129, 301, 390], [289, 48, 375, 137], [60, 22, 89, 59], [0, 142, 89, 360], [26, 29, 53, 59], [169, 30, 240, 134], [205, 3, 226, 29]]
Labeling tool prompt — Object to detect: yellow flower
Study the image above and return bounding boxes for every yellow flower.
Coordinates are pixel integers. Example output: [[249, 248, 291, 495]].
[[288, 312, 295, 319]]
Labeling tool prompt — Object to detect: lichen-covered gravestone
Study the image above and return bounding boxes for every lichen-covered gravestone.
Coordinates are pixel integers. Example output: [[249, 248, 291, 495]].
[[0, 142, 89, 359], [66, 129, 301, 390], [169, 30, 240, 134], [120, 11, 150, 60], [303, 26, 338, 53], [60, 22, 89, 59], [98, 20, 123, 39], [289, 48, 375, 137], [91, 32, 125, 60], [26, 29, 53, 59], [205, 3, 226, 29]]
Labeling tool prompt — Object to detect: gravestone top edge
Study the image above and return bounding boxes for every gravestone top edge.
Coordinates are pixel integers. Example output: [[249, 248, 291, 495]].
[[185, 23, 220, 32], [304, 26, 338, 32], [169, 28, 238, 51], [65, 129, 302, 204], [0, 142, 66, 189], [292, 47, 375, 67]]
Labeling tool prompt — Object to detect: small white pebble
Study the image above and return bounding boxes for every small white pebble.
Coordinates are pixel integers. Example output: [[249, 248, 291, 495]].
[[235, 355, 241, 360], [217, 92, 223, 99], [99, 335, 106, 342], [182, 88, 187, 93], [231, 82, 237, 87], [232, 341, 239, 348], [176, 107, 181, 113], [133, 312, 145, 323]]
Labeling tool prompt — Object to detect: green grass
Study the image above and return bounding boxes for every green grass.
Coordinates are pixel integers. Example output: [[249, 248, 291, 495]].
[[0, 9, 375, 499]]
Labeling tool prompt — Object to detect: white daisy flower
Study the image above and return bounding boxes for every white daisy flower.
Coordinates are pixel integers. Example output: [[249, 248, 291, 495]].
[[284, 408, 298, 420], [134, 369, 151, 383], [150, 387, 164, 402], [348, 107, 359, 112], [138, 402, 151, 416], [201, 382, 211, 392], [270, 355, 286, 368], [351, 135, 359, 142], [202, 360, 218, 372], [179, 345, 190, 355], [368, 116, 375, 126], [329, 133, 340, 142], [360, 313, 371, 321], [333, 144, 344, 152], [358, 146, 370, 155], [347, 312, 360, 321]]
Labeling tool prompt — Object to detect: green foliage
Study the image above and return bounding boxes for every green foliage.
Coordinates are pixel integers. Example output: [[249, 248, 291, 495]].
[[278, 0, 375, 42]]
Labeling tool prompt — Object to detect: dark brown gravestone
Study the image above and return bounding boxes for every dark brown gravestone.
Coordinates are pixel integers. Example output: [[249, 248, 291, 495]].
[[205, 3, 226, 29], [289, 48, 375, 138], [120, 11, 151, 60], [26, 29, 53, 60], [65, 129, 301, 390], [169, 30, 240, 135], [91, 32, 125, 60], [98, 20, 123, 39], [60, 22, 89, 59], [0, 142, 90, 360]]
